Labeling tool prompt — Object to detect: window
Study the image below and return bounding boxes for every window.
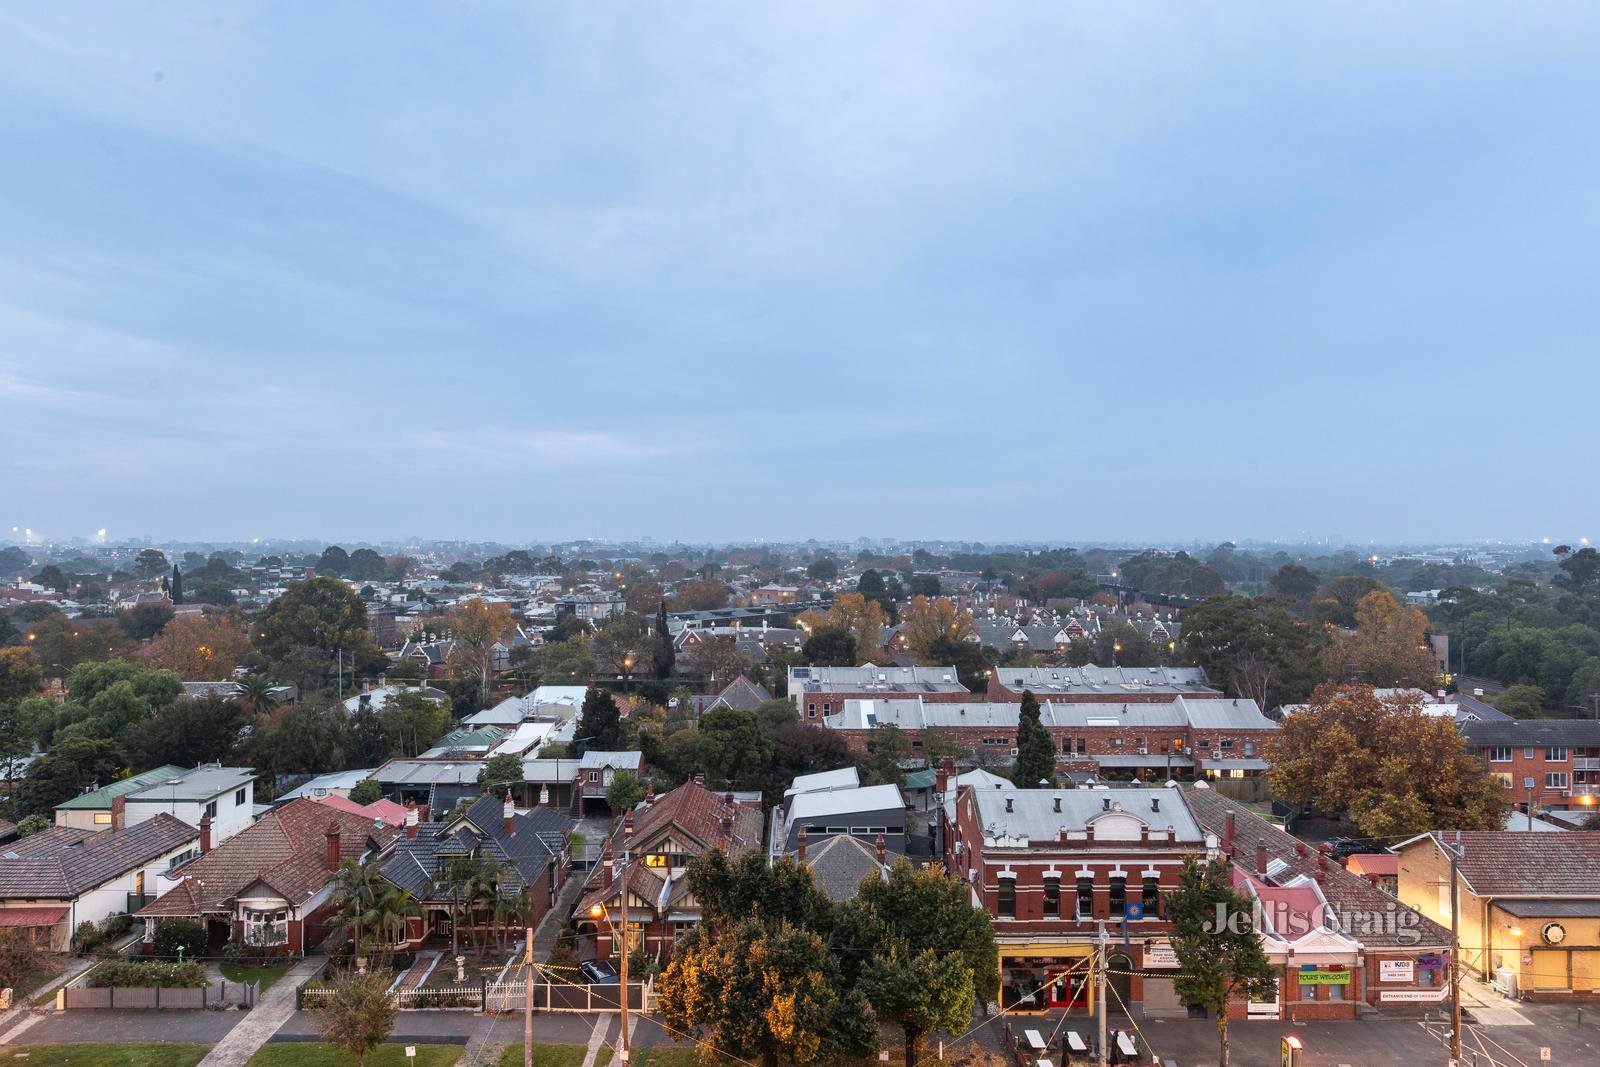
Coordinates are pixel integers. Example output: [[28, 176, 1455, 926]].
[[243, 909, 289, 947], [1546, 772, 1571, 789], [1243, 741, 1256, 757], [1548, 747, 1569, 762], [1196, 738, 1211, 749], [1142, 876, 1160, 915], [1418, 967, 1437, 988], [998, 879, 1015, 919], [1327, 976, 1345, 1000], [93, 812, 112, 825], [1219, 739, 1234, 751], [234, 788, 246, 806], [204, 800, 218, 819], [807, 703, 816, 715], [586, 770, 600, 783], [1043, 877, 1060, 919], [1111, 738, 1123, 748], [1076, 877, 1094, 919], [1486, 746, 1513, 762], [1075, 739, 1086, 755], [1524, 747, 1535, 759], [1109, 877, 1126, 914], [643, 853, 670, 868], [1062, 738, 1073, 754]]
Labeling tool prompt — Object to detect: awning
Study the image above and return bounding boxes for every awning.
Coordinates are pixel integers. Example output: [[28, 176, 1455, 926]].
[[0, 906, 69, 927], [1495, 899, 1600, 919], [1204, 759, 1269, 771], [1093, 755, 1194, 768]]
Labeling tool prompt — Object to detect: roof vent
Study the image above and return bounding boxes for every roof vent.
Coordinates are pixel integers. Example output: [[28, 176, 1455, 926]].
[[1005, 797, 1014, 813], [1102, 797, 1111, 812]]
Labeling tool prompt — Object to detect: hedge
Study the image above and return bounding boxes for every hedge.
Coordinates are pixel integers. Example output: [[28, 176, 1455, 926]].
[[88, 960, 209, 988]]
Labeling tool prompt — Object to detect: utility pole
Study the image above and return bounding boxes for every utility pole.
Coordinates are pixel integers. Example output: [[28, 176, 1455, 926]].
[[619, 870, 630, 1064], [524, 895, 534, 1067], [1448, 833, 1463, 1067], [1095, 921, 1108, 1067]]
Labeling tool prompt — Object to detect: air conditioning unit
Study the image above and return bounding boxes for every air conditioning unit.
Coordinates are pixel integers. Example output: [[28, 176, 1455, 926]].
[[1137, 747, 1148, 755], [1010, 748, 1019, 757]]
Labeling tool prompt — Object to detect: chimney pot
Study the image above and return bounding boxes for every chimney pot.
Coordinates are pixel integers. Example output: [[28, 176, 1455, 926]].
[[1256, 842, 1268, 877], [1053, 797, 1061, 813], [1005, 797, 1013, 813], [404, 801, 419, 839], [199, 814, 212, 855], [1222, 811, 1236, 856]]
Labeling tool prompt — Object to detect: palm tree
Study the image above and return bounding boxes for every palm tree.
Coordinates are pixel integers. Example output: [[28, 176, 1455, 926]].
[[440, 857, 473, 958], [329, 860, 384, 969], [493, 886, 525, 950], [371, 886, 420, 968], [235, 675, 281, 718], [462, 858, 500, 956]]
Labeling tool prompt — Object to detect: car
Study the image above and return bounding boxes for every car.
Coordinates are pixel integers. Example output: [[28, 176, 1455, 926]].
[[579, 959, 620, 984]]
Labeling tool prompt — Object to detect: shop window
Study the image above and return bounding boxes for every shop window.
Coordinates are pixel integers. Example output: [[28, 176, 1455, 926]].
[[1327, 977, 1345, 1000], [1043, 877, 1060, 918]]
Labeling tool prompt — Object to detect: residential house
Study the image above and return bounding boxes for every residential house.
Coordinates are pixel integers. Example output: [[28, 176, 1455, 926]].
[[135, 798, 400, 956], [575, 779, 763, 962], [0, 814, 198, 949], [1393, 831, 1600, 998], [793, 829, 889, 903], [55, 765, 185, 833], [773, 782, 909, 861], [121, 765, 257, 846], [518, 751, 643, 812], [376, 794, 574, 948], [275, 769, 377, 804]]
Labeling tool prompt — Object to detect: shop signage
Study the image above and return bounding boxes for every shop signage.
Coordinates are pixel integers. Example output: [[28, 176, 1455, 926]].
[[1417, 953, 1445, 969], [1297, 969, 1350, 985], [1143, 939, 1180, 969], [1380, 988, 1448, 1003], [1379, 960, 1414, 983]]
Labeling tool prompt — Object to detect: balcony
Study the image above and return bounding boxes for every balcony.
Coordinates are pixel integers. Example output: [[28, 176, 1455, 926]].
[[1573, 758, 1600, 772]]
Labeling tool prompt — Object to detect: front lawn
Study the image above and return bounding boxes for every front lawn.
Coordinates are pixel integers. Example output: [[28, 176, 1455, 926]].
[[628, 1049, 702, 1067], [496, 1045, 613, 1067], [220, 960, 295, 991], [0, 1044, 210, 1067], [249, 1044, 459, 1067]]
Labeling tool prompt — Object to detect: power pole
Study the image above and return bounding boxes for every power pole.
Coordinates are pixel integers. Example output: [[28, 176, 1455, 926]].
[[524, 900, 534, 1067], [1448, 834, 1463, 1067], [619, 877, 631, 1064], [1096, 921, 1108, 1067]]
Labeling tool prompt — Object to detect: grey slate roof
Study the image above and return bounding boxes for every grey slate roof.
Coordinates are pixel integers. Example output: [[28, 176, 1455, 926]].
[[801, 834, 887, 902], [969, 786, 1203, 843], [991, 665, 1216, 696], [1459, 720, 1600, 746], [0, 814, 197, 898]]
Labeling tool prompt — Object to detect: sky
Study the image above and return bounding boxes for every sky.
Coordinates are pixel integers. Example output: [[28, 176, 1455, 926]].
[[3, 4, 1600, 546]]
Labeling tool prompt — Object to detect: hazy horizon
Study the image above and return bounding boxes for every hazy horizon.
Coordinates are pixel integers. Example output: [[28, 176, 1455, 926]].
[[5, 5, 1600, 543]]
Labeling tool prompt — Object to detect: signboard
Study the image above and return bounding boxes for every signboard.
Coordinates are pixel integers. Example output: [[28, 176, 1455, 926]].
[[1417, 953, 1445, 970], [1379, 989, 1448, 1003], [1297, 969, 1351, 985], [1379, 960, 1414, 983], [1143, 939, 1180, 969]]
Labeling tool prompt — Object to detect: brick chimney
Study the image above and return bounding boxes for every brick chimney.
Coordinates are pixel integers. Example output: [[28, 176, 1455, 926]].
[[417, 803, 431, 823], [1222, 811, 1235, 856], [796, 823, 807, 864], [325, 822, 341, 872], [199, 814, 212, 855], [1256, 842, 1268, 877], [936, 756, 953, 795], [875, 832, 886, 867], [602, 842, 614, 887], [644, 782, 655, 807], [404, 801, 419, 840], [693, 772, 705, 786], [503, 790, 516, 835], [111, 795, 126, 833], [1317, 844, 1330, 873]]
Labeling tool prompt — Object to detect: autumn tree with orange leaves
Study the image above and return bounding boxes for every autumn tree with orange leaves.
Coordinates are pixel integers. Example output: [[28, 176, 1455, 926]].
[[799, 593, 887, 663], [1322, 590, 1441, 690], [141, 611, 253, 680], [444, 599, 516, 704], [900, 596, 975, 662]]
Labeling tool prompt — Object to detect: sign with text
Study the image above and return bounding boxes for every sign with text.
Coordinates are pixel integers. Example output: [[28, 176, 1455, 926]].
[[1380, 988, 1448, 1003], [1379, 960, 1414, 983], [1143, 939, 1180, 969], [1297, 969, 1350, 985]]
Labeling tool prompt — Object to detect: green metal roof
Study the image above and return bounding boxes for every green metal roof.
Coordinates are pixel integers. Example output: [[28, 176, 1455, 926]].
[[902, 769, 938, 790], [55, 765, 186, 810]]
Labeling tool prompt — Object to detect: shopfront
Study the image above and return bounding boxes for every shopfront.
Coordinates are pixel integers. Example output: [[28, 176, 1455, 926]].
[[998, 943, 1094, 1013]]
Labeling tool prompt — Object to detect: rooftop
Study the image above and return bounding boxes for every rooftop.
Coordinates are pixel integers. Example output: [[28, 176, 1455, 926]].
[[55, 765, 185, 811], [127, 766, 255, 803]]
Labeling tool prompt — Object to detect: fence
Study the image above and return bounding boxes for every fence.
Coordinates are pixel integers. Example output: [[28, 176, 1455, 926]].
[[60, 980, 257, 1010], [299, 977, 648, 1013]]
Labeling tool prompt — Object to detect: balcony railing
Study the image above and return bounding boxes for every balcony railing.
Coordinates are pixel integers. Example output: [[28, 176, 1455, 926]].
[[1573, 758, 1600, 771]]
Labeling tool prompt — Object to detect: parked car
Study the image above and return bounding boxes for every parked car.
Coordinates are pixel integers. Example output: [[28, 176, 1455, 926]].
[[579, 959, 619, 984]]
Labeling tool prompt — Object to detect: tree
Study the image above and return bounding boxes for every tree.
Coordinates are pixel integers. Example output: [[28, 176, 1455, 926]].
[[25, 615, 131, 673], [592, 613, 646, 684], [170, 565, 184, 606], [16, 737, 127, 818], [379, 693, 451, 759], [799, 594, 887, 663], [48, 660, 183, 746], [118, 601, 175, 642], [685, 635, 746, 689], [346, 549, 388, 581], [0, 647, 44, 704], [806, 558, 838, 583], [1490, 683, 1546, 718], [316, 545, 352, 576], [668, 578, 731, 612], [605, 769, 646, 812], [245, 702, 354, 778], [1267, 684, 1507, 837], [349, 778, 382, 805], [477, 753, 524, 796], [314, 970, 396, 1067], [857, 723, 910, 787], [1167, 857, 1277, 1067], [1310, 575, 1386, 627], [652, 602, 675, 680], [133, 549, 169, 580], [927, 634, 996, 693], [140, 611, 253, 680], [1012, 690, 1055, 788], [574, 689, 623, 754], [1181, 596, 1326, 711], [697, 708, 774, 790], [444, 599, 515, 705], [256, 576, 382, 688], [1268, 564, 1318, 603], [0, 929, 40, 992], [1556, 546, 1600, 594], [843, 863, 998, 1067], [901, 597, 974, 663], [152, 919, 207, 960], [802, 626, 858, 667], [125, 696, 248, 769], [536, 637, 595, 685], [330, 859, 386, 961], [1323, 590, 1439, 689]]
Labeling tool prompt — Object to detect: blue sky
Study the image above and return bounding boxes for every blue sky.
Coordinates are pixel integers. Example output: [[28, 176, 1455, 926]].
[[3, 4, 1599, 545]]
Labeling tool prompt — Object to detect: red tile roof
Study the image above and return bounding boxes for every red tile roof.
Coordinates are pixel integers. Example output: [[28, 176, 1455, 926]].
[[0, 906, 68, 927], [1407, 831, 1600, 898], [137, 798, 397, 918]]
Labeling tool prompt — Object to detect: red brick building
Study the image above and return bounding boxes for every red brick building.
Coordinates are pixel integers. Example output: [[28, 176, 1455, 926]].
[[1459, 720, 1600, 811], [576, 779, 763, 963], [821, 695, 1279, 782], [788, 664, 973, 720], [985, 666, 1220, 704]]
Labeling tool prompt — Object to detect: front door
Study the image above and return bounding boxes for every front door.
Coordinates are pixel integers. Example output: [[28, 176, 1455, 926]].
[[1046, 968, 1088, 1010], [1106, 954, 1133, 1015]]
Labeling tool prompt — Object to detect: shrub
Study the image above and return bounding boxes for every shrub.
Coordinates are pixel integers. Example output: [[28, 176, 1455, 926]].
[[72, 921, 105, 952], [152, 919, 208, 960], [99, 912, 133, 939], [0, 929, 40, 990], [88, 960, 208, 988]]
